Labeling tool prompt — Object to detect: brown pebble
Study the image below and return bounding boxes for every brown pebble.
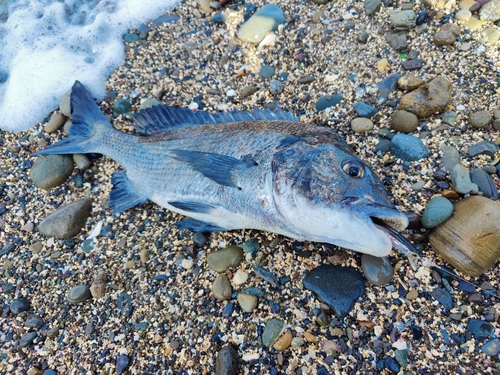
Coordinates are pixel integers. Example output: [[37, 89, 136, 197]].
[[90, 271, 107, 299], [407, 289, 419, 300], [398, 75, 425, 91], [399, 77, 452, 117], [44, 112, 66, 133], [441, 189, 460, 199], [304, 331, 317, 342], [273, 332, 293, 351], [27, 368, 43, 375]]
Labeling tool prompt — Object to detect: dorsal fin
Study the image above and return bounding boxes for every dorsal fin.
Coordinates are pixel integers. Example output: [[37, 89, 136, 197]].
[[131, 104, 298, 135]]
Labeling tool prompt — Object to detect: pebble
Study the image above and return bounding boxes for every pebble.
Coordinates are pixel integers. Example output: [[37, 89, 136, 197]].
[[385, 357, 400, 373], [406, 290, 419, 300], [442, 110, 456, 126], [391, 110, 419, 133], [269, 80, 284, 95], [316, 94, 343, 111], [262, 318, 284, 347], [10, 298, 30, 315], [455, 9, 472, 21], [467, 318, 494, 341], [481, 338, 500, 356], [397, 75, 425, 91], [385, 32, 407, 51], [432, 287, 453, 309], [350, 118, 374, 133], [73, 154, 90, 170], [399, 77, 452, 118], [390, 10, 416, 29], [433, 29, 457, 45], [67, 284, 91, 304], [361, 255, 394, 286], [207, 246, 244, 272], [30, 154, 74, 189], [37, 198, 93, 239], [390, 134, 429, 161], [429, 196, 500, 276], [441, 146, 460, 172], [213, 274, 232, 300], [27, 369, 42, 375], [113, 98, 131, 114], [59, 89, 71, 117], [470, 169, 498, 200], [273, 332, 293, 351], [46, 327, 59, 339], [26, 314, 44, 328], [20, 332, 37, 348], [303, 264, 365, 318], [450, 164, 478, 194], [484, 27, 500, 45], [304, 332, 316, 343], [216, 345, 238, 375], [259, 65, 275, 78], [357, 31, 369, 44], [240, 85, 258, 98], [232, 269, 248, 285], [89, 271, 107, 299], [222, 302, 234, 317], [376, 74, 402, 104], [468, 110, 493, 128], [480, 0, 500, 22], [401, 58, 423, 70], [237, 4, 285, 43], [364, 0, 382, 16], [237, 293, 258, 312], [115, 354, 130, 374], [421, 197, 454, 228], [353, 102, 377, 118], [254, 266, 280, 287], [377, 58, 388, 72], [45, 112, 66, 133]]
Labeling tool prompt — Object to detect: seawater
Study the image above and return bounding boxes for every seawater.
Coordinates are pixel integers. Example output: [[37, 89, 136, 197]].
[[0, 0, 179, 132]]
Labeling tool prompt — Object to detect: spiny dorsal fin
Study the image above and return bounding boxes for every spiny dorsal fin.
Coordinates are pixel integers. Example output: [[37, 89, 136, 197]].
[[132, 104, 298, 136]]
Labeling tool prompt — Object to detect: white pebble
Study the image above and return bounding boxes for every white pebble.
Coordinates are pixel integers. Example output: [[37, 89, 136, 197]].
[[226, 89, 236, 97], [188, 102, 199, 110], [242, 352, 260, 361], [232, 269, 248, 285]]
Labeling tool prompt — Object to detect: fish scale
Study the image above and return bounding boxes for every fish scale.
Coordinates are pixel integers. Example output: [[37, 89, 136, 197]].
[[35, 81, 410, 256]]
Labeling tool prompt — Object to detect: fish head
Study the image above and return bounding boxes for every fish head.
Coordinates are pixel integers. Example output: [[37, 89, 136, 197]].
[[271, 142, 408, 256]]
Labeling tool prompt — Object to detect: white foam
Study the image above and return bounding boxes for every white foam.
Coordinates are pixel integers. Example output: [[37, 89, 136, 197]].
[[0, 0, 180, 133]]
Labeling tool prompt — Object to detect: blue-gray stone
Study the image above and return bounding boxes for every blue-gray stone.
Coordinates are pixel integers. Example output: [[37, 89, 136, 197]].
[[222, 302, 234, 317], [30, 154, 74, 189], [361, 255, 394, 286], [467, 318, 493, 341], [303, 264, 365, 318], [262, 318, 284, 346], [442, 110, 456, 126], [317, 367, 331, 375], [316, 94, 343, 111], [153, 15, 180, 25], [114, 98, 131, 114], [468, 141, 498, 157], [441, 146, 460, 172], [376, 74, 402, 104], [451, 164, 478, 194], [470, 169, 498, 200], [390, 134, 429, 161], [237, 4, 285, 43], [240, 287, 265, 298], [432, 287, 453, 309], [123, 33, 139, 43], [481, 338, 500, 356], [354, 102, 377, 118], [116, 354, 130, 374], [10, 298, 30, 315], [365, 0, 382, 16], [243, 238, 259, 253], [385, 357, 400, 373], [259, 65, 275, 78], [216, 345, 239, 375], [254, 266, 280, 287], [19, 332, 37, 348], [421, 197, 454, 228], [375, 138, 391, 153]]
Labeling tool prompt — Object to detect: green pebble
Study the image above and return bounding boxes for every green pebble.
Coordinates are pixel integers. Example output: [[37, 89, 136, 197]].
[[114, 98, 131, 114], [207, 246, 244, 272], [262, 318, 284, 347], [421, 197, 454, 228]]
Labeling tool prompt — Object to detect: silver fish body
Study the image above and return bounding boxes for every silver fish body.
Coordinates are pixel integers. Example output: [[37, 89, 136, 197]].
[[36, 81, 408, 256]]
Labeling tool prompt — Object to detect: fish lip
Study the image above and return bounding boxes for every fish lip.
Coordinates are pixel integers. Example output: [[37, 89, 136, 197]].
[[348, 198, 409, 232]]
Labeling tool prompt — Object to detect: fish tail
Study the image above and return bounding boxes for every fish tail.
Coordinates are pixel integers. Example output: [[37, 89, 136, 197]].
[[35, 81, 112, 155]]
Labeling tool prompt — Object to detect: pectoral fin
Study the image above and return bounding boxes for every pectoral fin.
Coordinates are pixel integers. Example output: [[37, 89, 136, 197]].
[[168, 201, 215, 214], [175, 218, 227, 232]]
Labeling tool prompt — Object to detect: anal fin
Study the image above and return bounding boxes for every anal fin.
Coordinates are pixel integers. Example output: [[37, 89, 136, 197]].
[[109, 170, 146, 213], [175, 218, 227, 232]]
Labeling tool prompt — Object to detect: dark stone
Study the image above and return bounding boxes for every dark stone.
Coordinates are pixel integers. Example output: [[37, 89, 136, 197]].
[[317, 367, 331, 375], [416, 10, 428, 25], [354, 102, 378, 118], [193, 232, 207, 247], [357, 31, 369, 43], [469, 141, 498, 157], [432, 287, 453, 309], [10, 298, 30, 315], [19, 331, 37, 348], [316, 95, 343, 111], [254, 266, 280, 287], [385, 357, 400, 373], [402, 58, 423, 70], [376, 74, 402, 104], [116, 354, 130, 374], [216, 345, 239, 375], [303, 264, 365, 318], [390, 134, 429, 161], [467, 318, 493, 341], [222, 302, 234, 317], [26, 314, 44, 328], [411, 325, 423, 340], [470, 169, 498, 200]]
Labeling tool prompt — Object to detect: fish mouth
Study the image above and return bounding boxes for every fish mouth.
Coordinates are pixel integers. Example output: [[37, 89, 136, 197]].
[[355, 201, 409, 232]]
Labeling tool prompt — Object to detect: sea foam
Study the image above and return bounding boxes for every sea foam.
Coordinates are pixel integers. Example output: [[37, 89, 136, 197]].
[[0, 0, 179, 133]]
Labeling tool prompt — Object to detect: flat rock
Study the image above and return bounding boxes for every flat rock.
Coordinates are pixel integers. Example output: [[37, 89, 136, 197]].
[[390, 134, 429, 161], [38, 199, 92, 239], [480, 0, 500, 21], [391, 110, 419, 133], [351, 118, 374, 133], [354, 102, 377, 118], [361, 255, 394, 286], [10, 298, 30, 315], [237, 293, 258, 312], [399, 77, 452, 118], [434, 29, 456, 45], [30, 154, 74, 189], [303, 264, 365, 318], [207, 246, 244, 272], [237, 4, 285, 43], [262, 318, 284, 347], [421, 197, 454, 228], [398, 75, 425, 91], [273, 332, 293, 351], [470, 169, 498, 200], [469, 110, 492, 128], [376, 74, 402, 104], [429, 196, 500, 277], [216, 346, 239, 375], [401, 58, 423, 70], [441, 146, 460, 172], [385, 32, 408, 51], [481, 338, 500, 356], [316, 94, 343, 111], [67, 284, 91, 304], [365, 0, 382, 15], [390, 10, 416, 29], [450, 164, 478, 194]]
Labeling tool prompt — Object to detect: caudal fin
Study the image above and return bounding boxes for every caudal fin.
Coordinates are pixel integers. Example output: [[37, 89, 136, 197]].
[[35, 81, 111, 155]]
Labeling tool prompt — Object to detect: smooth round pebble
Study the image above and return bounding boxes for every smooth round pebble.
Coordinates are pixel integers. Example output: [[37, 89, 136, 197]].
[[30, 154, 74, 189], [232, 269, 248, 285], [351, 117, 374, 133], [450, 164, 478, 194], [20, 332, 37, 348], [67, 285, 91, 304], [316, 94, 342, 111], [421, 197, 454, 228], [390, 134, 429, 161], [273, 332, 293, 351], [391, 110, 419, 133], [10, 298, 30, 315], [361, 254, 394, 286], [469, 110, 492, 128], [216, 345, 238, 375], [45, 112, 66, 133], [73, 154, 91, 170], [207, 246, 244, 272], [237, 293, 258, 312], [237, 4, 285, 43], [269, 80, 284, 95], [212, 274, 232, 300], [38, 199, 93, 239]]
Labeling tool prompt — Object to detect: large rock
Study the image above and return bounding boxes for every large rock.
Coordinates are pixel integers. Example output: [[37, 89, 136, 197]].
[[479, 0, 500, 22], [37, 199, 92, 239], [429, 196, 500, 277], [30, 154, 74, 189], [399, 77, 452, 117]]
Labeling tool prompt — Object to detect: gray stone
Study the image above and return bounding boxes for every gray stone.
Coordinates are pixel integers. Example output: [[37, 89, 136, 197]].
[[30, 154, 74, 189], [376, 74, 402, 104], [269, 80, 284, 95], [364, 0, 382, 16], [354, 102, 377, 118], [73, 154, 91, 170], [38, 199, 92, 239], [391, 110, 419, 133], [469, 110, 493, 128], [236, 293, 258, 312], [59, 89, 72, 117], [45, 112, 66, 133], [19, 332, 37, 348], [481, 338, 500, 356], [212, 274, 232, 300], [10, 298, 30, 315], [480, 0, 500, 22], [421, 197, 454, 228], [390, 134, 429, 161], [484, 27, 500, 45], [262, 318, 284, 346], [237, 4, 285, 43], [67, 284, 91, 304], [357, 31, 369, 43], [207, 246, 244, 272], [216, 346, 239, 375], [441, 146, 460, 172], [442, 110, 456, 126], [434, 30, 456, 45], [259, 65, 275, 78], [240, 85, 258, 98], [390, 10, 417, 29], [361, 255, 394, 286], [316, 94, 343, 111], [468, 141, 498, 157], [470, 169, 498, 200], [385, 32, 408, 51], [450, 164, 478, 194], [351, 118, 374, 133]]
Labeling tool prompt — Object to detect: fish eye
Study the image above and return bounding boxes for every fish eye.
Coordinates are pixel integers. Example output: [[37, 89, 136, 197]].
[[342, 161, 364, 178]]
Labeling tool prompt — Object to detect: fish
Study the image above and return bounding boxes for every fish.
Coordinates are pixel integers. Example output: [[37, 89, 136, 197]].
[[35, 80, 409, 256]]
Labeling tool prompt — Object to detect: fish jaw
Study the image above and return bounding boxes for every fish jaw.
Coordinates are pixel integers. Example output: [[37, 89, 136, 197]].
[[275, 195, 408, 256]]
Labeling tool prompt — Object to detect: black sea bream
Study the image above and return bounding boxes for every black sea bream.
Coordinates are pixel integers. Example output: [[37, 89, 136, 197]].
[[36, 81, 408, 256]]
